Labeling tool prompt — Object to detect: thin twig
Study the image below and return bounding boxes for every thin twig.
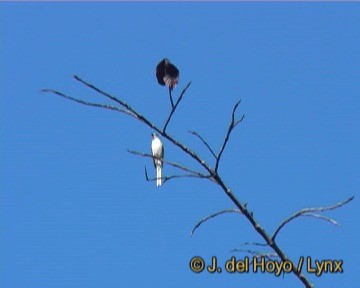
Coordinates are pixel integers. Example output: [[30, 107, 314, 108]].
[[128, 149, 209, 178], [169, 87, 175, 108], [231, 248, 279, 259], [144, 166, 208, 184], [73, 75, 161, 131], [231, 248, 280, 268], [191, 209, 242, 236], [272, 196, 354, 241], [188, 130, 217, 159], [240, 242, 269, 247], [41, 89, 134, 116], [215, 100, 244, 172], [301, 213, 340, 226], [74, 75, 130, 109], [163, 81, 192, 133]]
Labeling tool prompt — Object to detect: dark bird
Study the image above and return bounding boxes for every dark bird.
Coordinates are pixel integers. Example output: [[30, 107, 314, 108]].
[[156, 58, 179, 90]]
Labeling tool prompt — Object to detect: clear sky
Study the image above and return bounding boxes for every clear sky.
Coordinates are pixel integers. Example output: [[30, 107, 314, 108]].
[[2, 2, 359, 288]]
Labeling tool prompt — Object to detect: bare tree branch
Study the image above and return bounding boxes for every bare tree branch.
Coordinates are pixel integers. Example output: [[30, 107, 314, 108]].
[[209, 175, 313, 287], [72, 76, 213, 175], [45, 77, 311, 287], [127, 149, 210, 179], [231, 248, 280, 269], [41, 89, 135, 117], [168, 87, 175, 108], [301, 213, 340, 226], [45, 75, 354, 288], [191, 209, 242, 237], [272, 196, 354, 241], [231, 248, 279, 260], [73, 75, 162, 132], [74, 75, 213, 174], [144, 166, 207, 184], [163, 81, 192, 133], [215, 100, 244, 172], [73, 75, 130, 109], [188, 130, 217, 159], [240, 242, 269, 247]]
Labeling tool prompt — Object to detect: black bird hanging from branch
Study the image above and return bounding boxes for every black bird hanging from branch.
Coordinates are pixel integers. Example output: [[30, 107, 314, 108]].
[[156, 58, 179, 91]]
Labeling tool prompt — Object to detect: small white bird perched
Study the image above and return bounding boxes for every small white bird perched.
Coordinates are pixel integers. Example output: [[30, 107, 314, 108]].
[[151, 133, 164, 187]]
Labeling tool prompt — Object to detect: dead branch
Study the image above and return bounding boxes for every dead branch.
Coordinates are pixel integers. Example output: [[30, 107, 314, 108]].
[[301, 213, 340, 226], [44, 75, 354, 288], [215, 100, 244, 172], [163, 81, 192, 133], [272, 196, 354, 241], [127, 149, 210, 179], [190, 209, 242, 236], [144, 166, 208, 184], [71, 76, 213, 174], [205, 169, 313, 287], [240, 242, 269, 247], [44, 76, 310, 287], [168, 87, 175, 108], [41, 89, 134, 117], [188, 130, 217, 159], [231, 248, 279, 260], [73, 75, 130, 109]]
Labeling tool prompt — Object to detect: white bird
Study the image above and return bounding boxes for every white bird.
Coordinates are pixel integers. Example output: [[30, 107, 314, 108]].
[[151, 133, 164, 187]]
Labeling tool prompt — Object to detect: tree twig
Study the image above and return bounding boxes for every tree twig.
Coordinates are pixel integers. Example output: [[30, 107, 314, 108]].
[[301, 213, 340, 226], [188, 130, 217, 159], [144, 166, 208, 184], [190, 208, 242, 236], [168, 87, 175, 108], [240, 242, 269, 247], [163, 81, 192, 133], [272, 196, 354, 241], [231, 248, 279, 259], [41, 89, 135, 117], [231, 249, 281, 269], [215, 100, 244, 172], [73, 75, 131, 109], [127, 149, 210, 179]]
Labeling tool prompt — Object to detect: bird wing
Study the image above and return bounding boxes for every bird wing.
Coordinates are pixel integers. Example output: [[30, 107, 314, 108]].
[[156, 59, 167, 86], [160, 144, 164, 167], [151, 139, 157, 169], [156, 59, 179, 89], [151, 137, 163, 168]]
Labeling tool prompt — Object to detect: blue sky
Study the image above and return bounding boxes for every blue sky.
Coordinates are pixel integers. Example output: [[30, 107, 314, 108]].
[[2, 2, 359, 288]]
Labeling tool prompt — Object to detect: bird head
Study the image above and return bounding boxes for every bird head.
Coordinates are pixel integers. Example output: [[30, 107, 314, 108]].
[[151, 133, 157, 139]]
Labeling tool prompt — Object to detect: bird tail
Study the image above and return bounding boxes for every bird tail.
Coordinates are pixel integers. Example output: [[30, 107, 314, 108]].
[[156, 165, 162, 187]]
